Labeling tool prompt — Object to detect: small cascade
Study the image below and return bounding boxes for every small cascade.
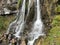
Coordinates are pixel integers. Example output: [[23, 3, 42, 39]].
[[6, 10, 19, 34], [27, 0, 45, 45], [27, 0, 32, 16], [26, 0, 34, 21], [14, 0, 26, 38], [14, 23, 24, 38], [6, 0, 26, 38]]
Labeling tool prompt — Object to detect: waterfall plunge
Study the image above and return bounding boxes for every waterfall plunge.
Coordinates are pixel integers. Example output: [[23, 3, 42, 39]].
[[27, 0, 45, 45]]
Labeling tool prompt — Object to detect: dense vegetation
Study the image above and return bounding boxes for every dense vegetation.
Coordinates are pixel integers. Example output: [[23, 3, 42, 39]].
[[42, 5, 60, 45]]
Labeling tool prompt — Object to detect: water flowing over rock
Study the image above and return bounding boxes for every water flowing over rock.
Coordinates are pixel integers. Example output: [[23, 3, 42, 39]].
[[7, 0, 26, 39], [14, 0, 26, 38], [27, 0, 45, 45], [6, 0, 45, 45], [5, 0, 58, 45]]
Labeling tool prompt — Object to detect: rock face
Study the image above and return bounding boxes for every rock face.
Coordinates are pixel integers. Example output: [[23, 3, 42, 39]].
[[0, 0, 18, 15]]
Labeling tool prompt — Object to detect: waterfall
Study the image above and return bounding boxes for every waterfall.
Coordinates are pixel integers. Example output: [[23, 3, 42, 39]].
[[6, 10, 19, 34], [6, 0, 45, 45], [6, 0, 26, 38], [25, 0, 34, 22], [27, 0, 45, 45], [14, 0, 26, 38], [27, 0, 32, 16]]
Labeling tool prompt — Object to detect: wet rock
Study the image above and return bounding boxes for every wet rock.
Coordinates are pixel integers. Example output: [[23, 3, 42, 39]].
[[0, 0, 18, 15], [4, 8, 11, 14]]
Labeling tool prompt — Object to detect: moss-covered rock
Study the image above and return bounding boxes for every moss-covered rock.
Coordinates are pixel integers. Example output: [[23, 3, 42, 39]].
[[0, 15, 15, 31]]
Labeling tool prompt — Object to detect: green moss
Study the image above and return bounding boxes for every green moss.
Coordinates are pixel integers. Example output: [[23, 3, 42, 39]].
[[52, 15, 60, 26], [17, 0, 21, 8], [0, 16, 15, 31], [55, 5, 60, 12], [43, 26, 60, 45], [43, 15, 60, 45], [49, 26, 60, 37]]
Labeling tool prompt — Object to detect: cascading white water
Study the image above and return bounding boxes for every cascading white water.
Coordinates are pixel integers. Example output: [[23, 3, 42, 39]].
[[27, 0, 32, 16], [26, 0, 35, 19], [27, 0, 45, 45], [6, 19, 17, 34], [14, 23, 24, 38], [6, 0, 45, 45], [14, 0, 26, 38], [6, 10, 19, 34]]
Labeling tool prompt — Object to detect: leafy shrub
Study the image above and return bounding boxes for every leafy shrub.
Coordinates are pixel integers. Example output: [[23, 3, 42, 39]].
[[52, 15, 60, 26], [55, 5, 60, 12]]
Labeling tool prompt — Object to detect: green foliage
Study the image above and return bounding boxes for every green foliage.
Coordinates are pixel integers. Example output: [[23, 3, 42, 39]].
[[55, 5, 60, 12], [43, 15, 60, 45], [0, 16, 6, 30], [49, 15, 60, 45], [49, 26, 60, 37], [45, 26, 60, 45], [0, 16, 15, 30], [17, 0, 21, 8], [52, 15, 60, 26]]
